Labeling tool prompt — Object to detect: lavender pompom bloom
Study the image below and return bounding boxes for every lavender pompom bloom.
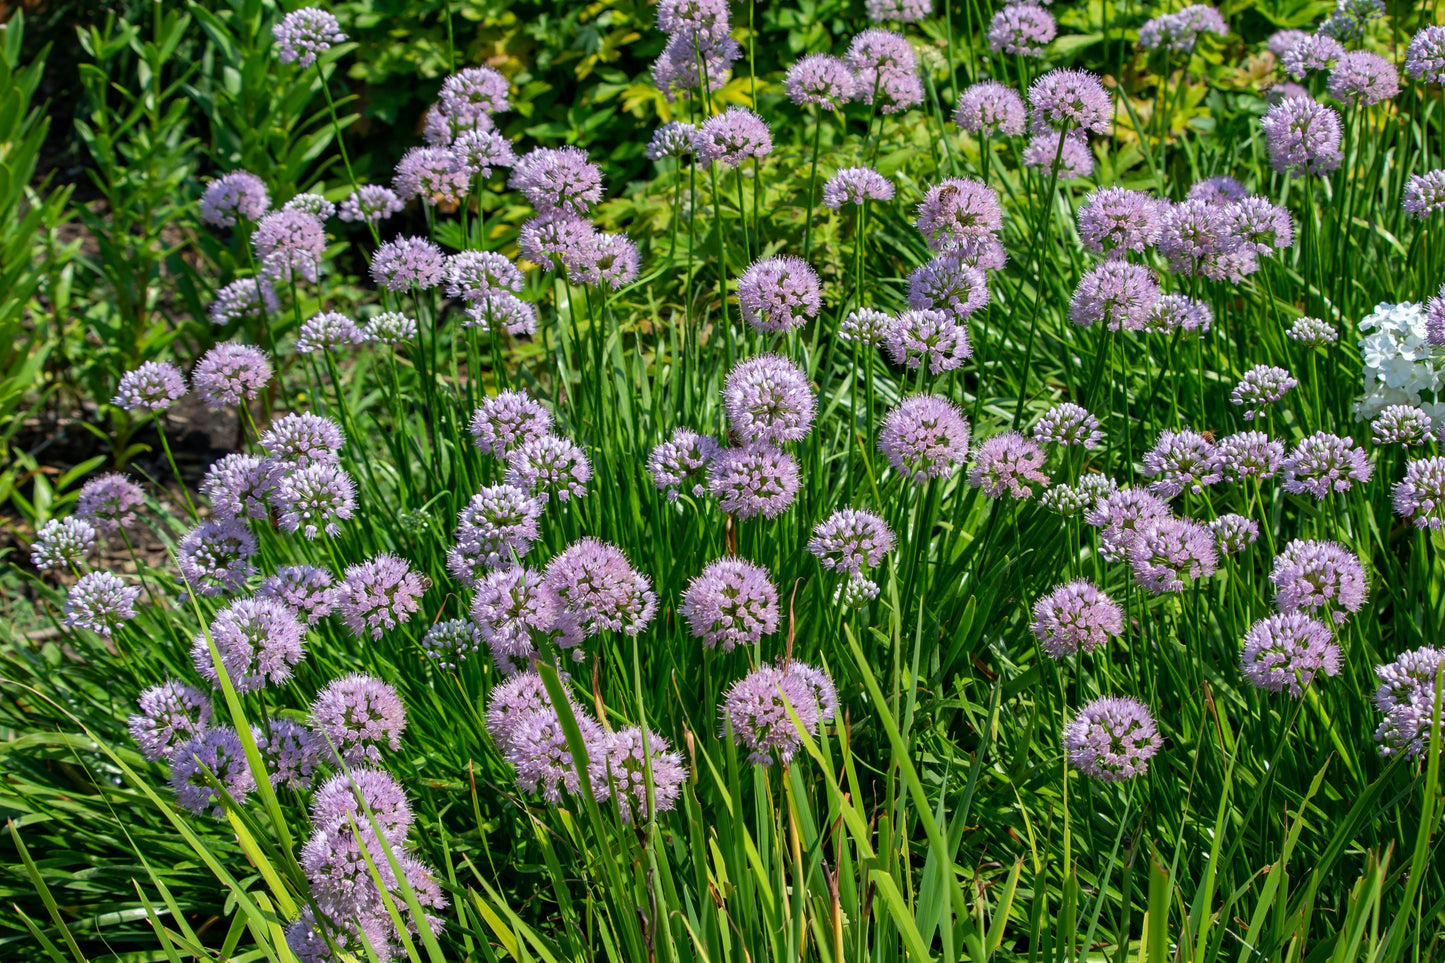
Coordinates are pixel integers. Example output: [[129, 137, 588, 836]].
[[1372, 406, 1434, 446], [484, 672, 553, 755], [1403, 170, 1445, 219], [1138, 4, 1227, 51], [968, 432, 1049, 499], [113, 361, 186, 413], [276, 463, 356, 538], [1240, 613, 1340, 697], [177, 519, 257, 597], [1224, 196, 1294, 254], [257, 564, 335, 624], [1230, 364, 1296, 420], [736, 256, 820, 332], [1146, 293, 1213, 335], [30, 517, 96, 571], [469, 390, 552, 458], [312, 768, 414, 842], [510, 146, 604, 215], [590, 726, 687, 824], [545, 538, 658, 637], [259, 719, 319, 790], [283, 193, 335, 221], [694, 108, 773, 167], [210, 278, 280, 326], [505, 434, 592, 503], [1030, 580, 1123, 658], [1209, 513, 1259, 554], [1041, 473, 1118, 516], [646, 122, 696, 161], [193, 343, 272, 410], [887, 307, 974, 372], [336, 554, 429, 640], [1405, 25, 1445, 84], [1319, 0, 1384, 42], [840, 308, 895, 346], [564, 232, 640, 290], [784, 54, 855, 109], [1263, 97, 1342, 176], [1033, 403, 1103, 449], [1328, 51, 1399, 106], [200, 454, 277, 522], [65, 571, 141, 636], [708, 444, 802, 518], [1280, 34, 1342, 80], [1077, 188, 1162, 257], [439, 65, 511, 124], [648, 428, 721, 501], [1129, 518, 1219, 592], [364, 311, 418, 345], [1281, 432, 1372, 499], [284, 905, 397, 963], [371, 236, 444, 292], [260, 412, 343, 467], [1286, 315, 1337, 346], [129, 680, 211, 761], [823, 166, 895, 209], [878, 395, 971, 480], [393, 146, 469, 206], [680, 557, 780, 651], [443, 250, 523, 301], [295, 311, 365, 355], [866, 0, 932, 22], [845, 29, 923, 114], [1187, 176, 1247, 206], [914, 177, 1002, 250], [906, 255, 990, 324], [463, 293, 535, 340], [1142, 429, 1220, 498], [653, 33, 741, 102], [75, 473, 144, 533], [987, 4, 1056, 57], [311, 673, 407, 764], [945, 233, 1010, 270], [720, 664, 820, 765], [471, 568, 569, 672], [1213, 430, 1285, 481], [447, 484, 543, 583], [1063, 696, 1161, 781], [808, 508, 896, 574], [1373, 647, 1445, 758], [507, 701, 603, 803], [1028, 68, 1112, 135], [1157, 199, 1226, 277], [452, 128, 517, 179], [1430, 285, 1445, 346], [656, 0, 730, 39], [191, 597, 306, 693], [1268, 29, 1311, 57], [273, 7, 346, 67], [421, 618, 483, 669], [1393, 456, 1445, 530], [201, 171, 270, 227], [1022, 131, 1095, 179], [1086, 487, 1170, 562], [1270, 538, 1368, 624], [723, 355, 816, 444], [954, 81, 1026, 136], [519, 212, 597, 267], [338, 185, 403, 224], [1069, 261, 1160, 330], [253, 209, 325, 283], [170, 727, 256, 817]]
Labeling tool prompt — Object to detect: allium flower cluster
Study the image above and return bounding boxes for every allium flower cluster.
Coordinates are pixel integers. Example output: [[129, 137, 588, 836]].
[[129, 680, 212, 761], [1032, 403, 1103, 448], [907, 255, 990, 323], [1405, 25, 1445, 84], [283, 192, 334, 220], [1139, 4, 1227, 51], [193, 343, 271, 409], [75, 473, 144, 533], [845, 29, 923, 113], [260, 412, 344, 467], [545, 537, 657, 637], [784, 54, 855, 109], [707, 444, 802, 518], [113, 361, 186, 413], [648, 427, 720, 501], [1041, 473, 1118, 516], [1028, 68, 1112, 135], [1404, 170, 1445, 219], [447, 483, 543, 582], [866, 0, 932, 22], [1327, 51, 1400, 106], [1022, 131, 1095, 179], [680, 557, 779, 651], [505, 434, 592, 503], [1230, 364, 1297, 420], [393, 146, 469, 206], [1286, 315, 1338, 346], [721, 663, 830, 764], [1319, 0, 1384, 42], [335, 554, 429, 640], [693, 108, 773, 166], [253, 210, 325, 283], [1240, 613, 1340, 696], [1371, 405, 1434, 446], [275, 463, 357, 538], [1062, 696, 1161, 781], [807, 508, 896, 574], [1209, 513, 1259, 553], [295, 311, 365, 354], [452, 128, 517, 180], [191, 597, 306, 693], [177, 519, 257, 597], [170, 727, 255, 817], [1077, 188, 1162, 257], [257, 565, 335, 624], [1393, 456, 1445, 529], [338, 184, 403, 224], [310, 673, 407, 764], [1262, 97, 1343, 176], [203, 453, 277, 521], [879, 395, 971, 480], [471, 567, 570, 672], [1281, 432, 1372, 498], [914, 177, 1003, 250], [273, 7, 346, 67], [364, 311, 418, 345], [470, 390, 552, 458], [839, 308, 895, 346], [887, 307, 974, 372], [1142, 429, 1220, 497], [822, 166, 895, 209], [65, 571, 141, 636], [1085, 487, 1170, 562], [590, 726, 687, 824], [370, 236, 444, 291], [1212, 430, 1284, 481], [1146, 294, 1213, 335], [510, 146, 605, 215], [444, 250, 524, 300], [210, 278, 280, 326], [646, 121, 697, 160], [420, 619, 483, 669], [1372, 646, 1445, 758], [1280, 34, 1343, 80], [1157, 199, 1226, 277], [653, 32, 741, 102], [1030, 580, 1122, 657], [1128, 517, 1219, 593], [723, 355, 816, 444], [439, 66, 512, 123], [954, 80, 1027, 136], [1069, 261, 1160, 330], [201, 171, 270, 227], [1224, 196, 1294, 254], [987, 4, 1056, 57], [1429, 287, 1445, 347], [968, 432, 1049, 499], [737, 256, 821, 332], [519, 213, 597, 267], [1270, 538, 1368, 624]]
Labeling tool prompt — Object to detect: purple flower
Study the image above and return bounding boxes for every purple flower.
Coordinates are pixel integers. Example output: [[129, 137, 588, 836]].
[[1281, 33, 1343, 80], [65, 571, 141, 636], [209, 278, 280, 326], [1138, 4, 1226, 51], [720, 664, 820, 765], [201, 171, 270, 226], [589, 726, 687, 824], [312, 768, 414, 842], [1077, 188, 1162, 257], [1142, 429, 1220, 498], [1041, 473, 1118, 516], [680, 557, 780, 651], [784, 54, 855, 109], [656, 0, 730, 41], [564, 232, 640, 290], [1209, 513, 1259, 554], [653, 33, 741, 102], [1267, 29, 1311, 57], [736, 256, 820, 332], [1223, 196, 1294, 254], [1372, 647, 1445, 758], [845, 29, 923, 114], [338, 185, 403, 224], [485, 672, 554, 754], [464, 293, 539, 337], [1085, 487, 1171, 562], [439, 65, 511, 122], [708, 443, 802, 518], [987, 4, 1056, 57], [364, 310, 419, 345], [129, 680, 211, 761], [835, 573, 881, 608], [646, 122, 696, 161], [285, 907, 396, 963], [1286, 315, 1337, 346], [518, 212, 596, 268], [1403, 170, 1445, 219], [505, 434, 592, 503], [1022, 131, 1095, 179], [275, 463, 356, 538], [694, 108, 773, 167], [1430, 285, 1445, 346], [1270, 538, 1368, 624], [257, 564, 335, 625], [1032, 402, 1103, 449], [1319, 0, 1384, 43], [1068, 261, 1160, 330], [968, 431, 1050, 499], [200, 453, 278, 522], [295, 311, 365, 354], [1372, 405, 1433, 446], [1230, 364, 1296, 420], [336, 553, 429, 640], [1063, 697, 1162, 781], [170, 727, 256, 817], [1240, 612, 1340, 696], [840, 308, 895, 346], [914, 177, 1003, 250], [472, 567, 572, 672], [113, 361, 186, 413], [469, 390, 552, 458], [866, 0, 932, 22], [1281, 432, 1371, 498], [393, 145, 469, 206], [954, 80, 1026, 136], [260, 412, 344, 467], [944, 233, 1010, 270], [191, 597, 306, 693], [723, 355, 816, 444], [30, 517, 95, 571], [1157, 199, 1227, 276], [447, 483, 543, 583], [452, 128, 517, 181], [878, 395, 971, 480], [1212, 430, 1285, 481], [177, 519, 257, 597], [807, 508, 896, 573], [1263, 97, 1343, 176], [1146, 293, 1213, 335], [444, 250, 524, 300], [1028, 68, 1112, 135], [273, 7, 346, 67], [507, 699, 603, 803], [370, 235, 444, 291], [907, 254, 990, 323], [253, 210, 325, 283], [1328, 51, 1399, 106], [648, 427, 721, 502], [1187, 175, 1247, 205], [283, 193, 334, 220], [786, 662, 839, 724], [1393, 455, 1445, 530], [886, 307, 973, 372], [259, 718, 320, 790], [510, 146, 604, 215], [311, 673, 407, 764], [193, 343, 271, 409], [75, 473, 144, 533], [1129, 517, 1218, 592], [1030, 580, 1122, 657], [1405, 24, 1445, 84], [545, 537, 657, 637], [823, 167, 895, 211]]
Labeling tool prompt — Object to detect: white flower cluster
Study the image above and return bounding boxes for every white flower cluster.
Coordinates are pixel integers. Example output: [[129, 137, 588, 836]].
[[1355, 301, 1445, 420]]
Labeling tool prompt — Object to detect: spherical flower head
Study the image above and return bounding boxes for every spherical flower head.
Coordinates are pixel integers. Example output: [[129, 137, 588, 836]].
[[509, 146, 604, 216], [656, 0, 730, 41], [199, 453, 277, 522], [332, 555, 426, 643], [545, 537, 658, 638], [170, 727, 256, 817], [416, 618, 481, 670], [866, 0, 932, 22], [1157, 199, 1226, 276], [653, 33, 741, 102], [947, 231, 1013, 270], [1022, 131, 1095, 179], [878, 395, 971, 481], [393, 145, 469, 207], [177, 519, 257, 597], [1032, 402, 1103, 449], [253, 209, 325, 283], [1085, 487, 1170, 562], [338, 184, 403, 224], [1229, 364, 1296, 420], [506, 700, 603, 803], [311, 673, 407, 764], [1393, 455, 1445, 530], [1146, 293, 1213, 335], [260, 412, 344, 468], [839, 307, 895, 346], [1141, 429, 1220, 498], [1281, 432, 1372, 499], [485, 672, 554, 755], [987, 4, 1056, 57], [295, 311, 364, 355], [1212, 430, 1284, 481], [312, 768, 414, 843], [1430, 285, 1445, 347], [559, 231, 637, 290], [1187, 175, 1247, 206], [191, 597, 306, 693], [649, 427, 722, 502], [1063, 696, 1161, 781], [835, 573, 882, 608], [720, 664, 820, 765], [1239, 612, 1340, 697], [285, 907, 396, 963], [1262, 97, 1342, 176], [193, 343, 272, 410], [1077, 187, 1162, 257], [1373, 405, 1434, 446], [438, 65, 511, 126], [1328, 51, 1399, 106], [707, 443, 802, 518], [448, 483, 543, 582], [1138, 5, 1226, 51], [1209, 513, 1259, 554], [1030, 580, 1122, 658], [65, 571, 141, 636], [465, 294, 538, 337], [282, 192, 335, 221], [1373, 647, 1445, 758], [906, 255, 990, 325], [967, 431, 1050, 499], [1318, 0, 1384, 42], [370, 236, 444, 292], [258, 718, 319, 790], [1129, 517, 1219, 593], [113, 361, 186, 413], [646, 121, 697, 161], [505, 433, 592, 504], [257, 564, 335, 625], [914, 177, 1002, 250], [210, 278, 280, 326], [129, 680, 212, 761], [694, 108, 773, 167], [518, 212, 596, 268], [472, 567, 571, 672], [75, 473, 144, 534], [364, 311, 418, 345], [723, 355, 816, 445], [1224, 196, 1294, 254], [469, 390, 552, 458], [1069, 261, 1160, 330], [785, 54, 855, 109], [1270, 538, 1369, 624], [822, 167, 895, 212], [954, 80, 1026, 136], [451, 128, 516, 182], [807, 507, 897, 575], [1280, 33, 1342, 81], [1284, 314, 1337, 347], [276, 463, 356, 538], [1028, 68, 1112, 135], [441, 251, 524, 302], [297, 825, 405, 927], [680, 556, 780, 651], [1267, 29, 1311, 57], [1403, 170, 1445, 220], [846, 29, 923, 113], [590, 726, 687, 824], [1041, 474, 1118, 516], [201, 171, 270, 227], [1405, 25, 1445, 83], [273, 7, 346, 67]]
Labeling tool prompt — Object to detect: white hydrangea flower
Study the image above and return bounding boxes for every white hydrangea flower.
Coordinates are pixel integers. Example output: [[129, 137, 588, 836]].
[[1354, 302, 1444, 419]]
